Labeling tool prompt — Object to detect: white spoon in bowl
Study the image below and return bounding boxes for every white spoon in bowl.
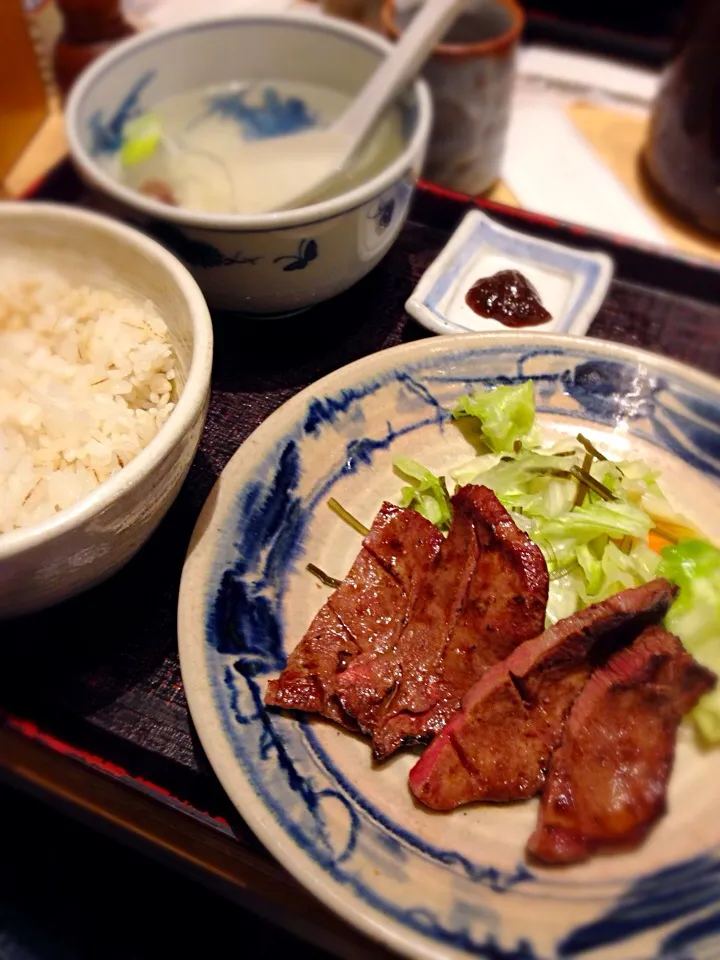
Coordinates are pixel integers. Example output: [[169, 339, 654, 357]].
[[242, 0, 469, 214]]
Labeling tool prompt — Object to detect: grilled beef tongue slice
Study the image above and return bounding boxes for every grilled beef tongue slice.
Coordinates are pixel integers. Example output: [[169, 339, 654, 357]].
[[527, 625, 716, 864], [409, 578, 678, 809], [334, 485, 549, 760], [265, 503, 442, 727]]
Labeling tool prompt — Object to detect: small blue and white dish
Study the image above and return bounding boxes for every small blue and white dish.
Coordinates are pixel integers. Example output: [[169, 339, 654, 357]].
[[179, 332, 720, 960], [406, 209, 614, 336]]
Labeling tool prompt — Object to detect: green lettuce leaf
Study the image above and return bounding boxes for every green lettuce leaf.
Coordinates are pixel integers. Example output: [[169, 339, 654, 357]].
[[690, 635, 720, 743], [658, 540, 720, 742], [659, 540, 720, 648], [449, 452, 502, 487], [535, 500, 653, 545], [392, 382, 717, 739], [545, 567, 585, 625], [452, 381, 538, 453], [394, 457, 452, 530]]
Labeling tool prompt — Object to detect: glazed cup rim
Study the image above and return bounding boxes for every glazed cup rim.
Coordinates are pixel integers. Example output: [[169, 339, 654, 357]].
[[381, 0, 525, 59]]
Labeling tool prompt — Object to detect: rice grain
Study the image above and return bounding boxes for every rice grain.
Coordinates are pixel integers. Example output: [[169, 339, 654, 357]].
[[0, 258, 178, 534]]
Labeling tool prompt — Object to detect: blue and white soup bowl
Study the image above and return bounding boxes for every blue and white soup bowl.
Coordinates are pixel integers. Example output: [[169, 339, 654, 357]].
[[65, 14, 432, 315]]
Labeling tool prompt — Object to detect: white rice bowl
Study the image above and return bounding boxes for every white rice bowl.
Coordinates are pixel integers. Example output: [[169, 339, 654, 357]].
[[0, 203, 212, 619], [0, 256, 179, 534]]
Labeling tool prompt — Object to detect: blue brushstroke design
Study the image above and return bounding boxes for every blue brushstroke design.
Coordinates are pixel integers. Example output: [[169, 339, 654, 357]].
[[558, 855, 720, 956], [224, 664, 360, 865], [274, 238, 318, 272], [216, 667, 541, 959], [302, 723, 534, 889], [397, 371, 447, 416], [651, 415, 720, 481], [368, 179, 413, 234], [655, 402, 720, 464], [563, 360, 660, 422], [88, 70, 156, 156], [369, 197, 395, 231], [196, 86, 316, 141], [345, 429, 395, 469], [668, 390, 720, 429], [305, 383, 382, 435], [660, 906, 720, 958], [304, 371, 446, 436], [145, 220, 261, 269], [202, 342, 720, 958], [209, 441, 304, 675]]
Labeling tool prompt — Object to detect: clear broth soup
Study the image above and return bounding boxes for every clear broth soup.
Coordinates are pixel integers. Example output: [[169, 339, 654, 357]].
[[104, 80, 406, 215]]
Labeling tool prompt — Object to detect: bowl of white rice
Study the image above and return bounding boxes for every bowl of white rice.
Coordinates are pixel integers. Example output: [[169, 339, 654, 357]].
[[0, 202, 213, 618]]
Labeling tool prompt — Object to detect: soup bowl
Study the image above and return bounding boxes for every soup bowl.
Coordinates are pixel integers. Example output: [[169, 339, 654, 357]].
[[65, 13, 432, 316]]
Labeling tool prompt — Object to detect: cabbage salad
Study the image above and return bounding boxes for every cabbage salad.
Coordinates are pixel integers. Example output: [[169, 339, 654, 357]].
[[394, 382, 720, 742]]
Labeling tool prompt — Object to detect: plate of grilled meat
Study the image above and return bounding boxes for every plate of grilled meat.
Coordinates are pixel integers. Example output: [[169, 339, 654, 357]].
[[178, 332, 720, 960]]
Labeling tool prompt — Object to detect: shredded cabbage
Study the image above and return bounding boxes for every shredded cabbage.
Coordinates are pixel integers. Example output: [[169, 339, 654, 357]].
[[397, 383, 708, 619], [659, 541, 720, 647], [658, 540, 720, 742], [536, 500, 653, 545], [393, 381, 720, 742], [394, 456, 452, 530], [452, 381, 539, 453]]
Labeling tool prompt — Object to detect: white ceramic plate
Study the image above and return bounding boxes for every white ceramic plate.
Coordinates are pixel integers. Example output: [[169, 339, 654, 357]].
[[406, 210, 614, 337], [178, 333, 720, 960]]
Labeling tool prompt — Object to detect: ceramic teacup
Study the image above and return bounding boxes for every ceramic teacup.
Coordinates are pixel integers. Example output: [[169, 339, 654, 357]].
[[382, 0, 524, 196]]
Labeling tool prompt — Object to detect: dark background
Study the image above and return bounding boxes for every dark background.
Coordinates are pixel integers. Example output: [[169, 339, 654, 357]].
[[523, 0, 690, 69], [0, 783, 330, 960], [527, 0, 685, 39]]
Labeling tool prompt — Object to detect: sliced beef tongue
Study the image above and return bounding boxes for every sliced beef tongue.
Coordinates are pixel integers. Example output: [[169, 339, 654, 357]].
[[335, 485, 549, 760], [334, 486, 482, 740], [409, 578, 679, 810], [528, 625, 716, 864], [265, 502, 443, 727]]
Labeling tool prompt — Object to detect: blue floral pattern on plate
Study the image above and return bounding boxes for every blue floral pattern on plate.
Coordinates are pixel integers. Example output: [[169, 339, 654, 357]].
[[179, 334, 720, 960]]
